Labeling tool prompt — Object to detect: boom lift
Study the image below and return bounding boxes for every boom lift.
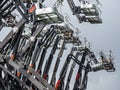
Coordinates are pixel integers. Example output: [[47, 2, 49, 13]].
[[42, 35, 62, 80], [91, 51, 115, 72], [35, 7, 64, 24], [50, 37, 66, 87], [67, 0, 102, 23], [65, 52, 82, 90], [0, 0, 116, 90]]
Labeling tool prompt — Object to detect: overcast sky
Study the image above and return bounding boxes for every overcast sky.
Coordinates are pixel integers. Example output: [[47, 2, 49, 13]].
[[0, 0, 120, 90]]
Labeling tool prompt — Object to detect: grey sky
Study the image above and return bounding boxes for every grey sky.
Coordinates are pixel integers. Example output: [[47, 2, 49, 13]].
[[0, 0, 120, 90]]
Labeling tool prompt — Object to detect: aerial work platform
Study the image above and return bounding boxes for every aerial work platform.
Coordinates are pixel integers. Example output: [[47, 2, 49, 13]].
[[85, 15, 102, 24], [36, 7, 64, 24], [80, 1, 99, 16]]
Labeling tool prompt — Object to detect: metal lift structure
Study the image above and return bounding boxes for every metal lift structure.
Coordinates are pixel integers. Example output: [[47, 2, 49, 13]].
[[0, 0, 115, 90]]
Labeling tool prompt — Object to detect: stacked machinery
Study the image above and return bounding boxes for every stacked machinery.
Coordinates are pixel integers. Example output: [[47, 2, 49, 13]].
[[0, 0, 115, 90]]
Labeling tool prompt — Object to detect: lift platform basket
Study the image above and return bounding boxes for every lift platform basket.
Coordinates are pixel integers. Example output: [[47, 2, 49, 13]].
[[80, 2, 99, 16], [85, 16, 102, 24], [36, 7, 64, 24]]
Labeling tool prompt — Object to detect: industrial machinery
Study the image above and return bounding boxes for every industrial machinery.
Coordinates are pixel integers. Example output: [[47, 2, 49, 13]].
[[0, 0, 115, 90]]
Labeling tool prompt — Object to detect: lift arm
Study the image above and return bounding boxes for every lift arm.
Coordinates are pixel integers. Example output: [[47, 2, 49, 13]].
[[65, 52, 81, 90], [42, 35, 62, 80], [0, 18, 26, 52], [36, 28, 57, 75], [67, 0, 83, 23], [73, 51, 87, 90], [50, 38, 66, 87]]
